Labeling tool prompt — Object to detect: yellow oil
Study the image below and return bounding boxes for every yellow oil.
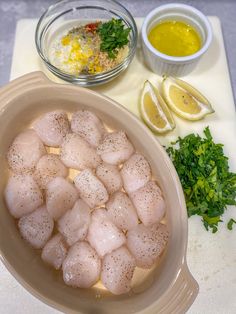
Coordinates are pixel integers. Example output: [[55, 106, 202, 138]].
[[148, 20, 201, 57]]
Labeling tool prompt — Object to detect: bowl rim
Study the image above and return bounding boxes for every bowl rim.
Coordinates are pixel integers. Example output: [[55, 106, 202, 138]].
[[35, 0, 138, 83], [141, 3, 213, 63]]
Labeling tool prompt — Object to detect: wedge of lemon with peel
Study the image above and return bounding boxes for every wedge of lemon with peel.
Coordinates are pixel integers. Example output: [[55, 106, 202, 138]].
[[140, 80, 175, 134], [162, 76, 214, 120]]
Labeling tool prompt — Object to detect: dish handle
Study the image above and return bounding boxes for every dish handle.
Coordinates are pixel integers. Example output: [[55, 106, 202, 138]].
[[0, 72, 51, 106], [160, 262, 199, 314]]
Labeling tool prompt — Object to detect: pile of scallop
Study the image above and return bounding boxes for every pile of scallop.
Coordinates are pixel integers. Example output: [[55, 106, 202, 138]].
[[4, 110, 168, 295]]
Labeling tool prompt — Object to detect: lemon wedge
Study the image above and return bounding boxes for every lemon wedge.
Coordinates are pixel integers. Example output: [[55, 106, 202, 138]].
[[140, 80, 175, 134], [162, 76, 214, 120]]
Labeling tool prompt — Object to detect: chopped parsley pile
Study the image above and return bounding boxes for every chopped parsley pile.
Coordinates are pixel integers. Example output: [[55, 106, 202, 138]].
[[167, 127, 236, 233], [98, 18, 131, 59]]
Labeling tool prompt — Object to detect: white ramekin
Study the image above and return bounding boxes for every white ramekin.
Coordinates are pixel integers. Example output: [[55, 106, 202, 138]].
[[141, 3, 213, 76]]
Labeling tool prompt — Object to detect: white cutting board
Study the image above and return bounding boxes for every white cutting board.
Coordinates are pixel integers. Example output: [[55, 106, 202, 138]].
[[1, 17, 235, 314]]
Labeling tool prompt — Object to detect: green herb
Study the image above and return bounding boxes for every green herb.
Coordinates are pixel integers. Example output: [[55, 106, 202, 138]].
[[166, 127, 236, 233], [97, 18, 131, 59], [227, 218, 236, 230]]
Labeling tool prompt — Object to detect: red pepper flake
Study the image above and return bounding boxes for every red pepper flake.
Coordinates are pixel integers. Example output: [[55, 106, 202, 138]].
[[85, 22, 100, 33]]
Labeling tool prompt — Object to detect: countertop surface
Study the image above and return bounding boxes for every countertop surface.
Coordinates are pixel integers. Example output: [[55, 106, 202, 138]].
[[0, 1, 236, 314]]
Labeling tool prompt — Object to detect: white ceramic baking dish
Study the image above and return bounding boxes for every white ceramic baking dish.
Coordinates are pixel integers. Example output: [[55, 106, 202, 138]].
[[0, 72, 198, 314]]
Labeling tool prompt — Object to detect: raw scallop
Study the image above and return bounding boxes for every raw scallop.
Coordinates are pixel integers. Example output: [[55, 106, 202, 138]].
[[34, 153, 68, 189], [58, 199, 91, 246], [71, 110, 105, 147], [7, 129, 46, 174], [62, 241, 101, 288], [41, 233, 68, 269], [4, 107, 170, 295], [18, 206, 54, 249], [97, 131, 134, 165], [33, 110, 70, 147], [130, 181, 165, 226], [121, 153, 151, 194], [106, 191, 138, 231], [60, 133, 101, 170], [96, 162, 122, 194], [46, 177, 78, 220], [87, 208, 126, 257], [101, 246, 136, 295], [4, 174, 43, 218], [74, 169, 108, 208], [126, 223, 168, 268]]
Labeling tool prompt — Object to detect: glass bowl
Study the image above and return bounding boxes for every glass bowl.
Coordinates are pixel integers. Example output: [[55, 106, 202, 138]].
[[35, 0, 138, 86]]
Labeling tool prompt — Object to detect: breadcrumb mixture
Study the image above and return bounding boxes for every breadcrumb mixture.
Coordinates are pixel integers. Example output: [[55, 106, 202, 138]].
[[50, 22, 129, 75]]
